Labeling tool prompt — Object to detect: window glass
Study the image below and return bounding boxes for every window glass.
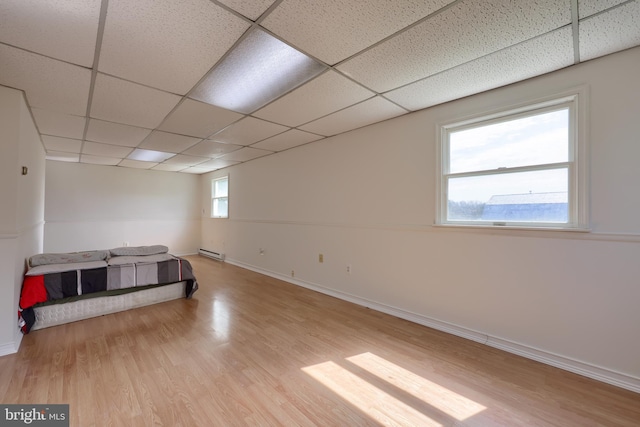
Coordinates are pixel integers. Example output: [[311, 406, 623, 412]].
[[447, 169, 568, 222], [214, 178, 228, 198], [449, 109, 569, 174]]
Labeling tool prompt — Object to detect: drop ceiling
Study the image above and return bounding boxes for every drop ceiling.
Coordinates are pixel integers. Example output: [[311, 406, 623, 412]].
[[1, 0, 639, 174]]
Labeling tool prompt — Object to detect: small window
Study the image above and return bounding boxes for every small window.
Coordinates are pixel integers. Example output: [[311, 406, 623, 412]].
[[437, 92, 587, 230], [211, 176, 229, 218]]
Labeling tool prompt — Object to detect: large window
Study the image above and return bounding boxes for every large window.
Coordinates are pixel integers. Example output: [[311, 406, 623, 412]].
[[438, 92, 587, 230], [211, 176, 229, 218]]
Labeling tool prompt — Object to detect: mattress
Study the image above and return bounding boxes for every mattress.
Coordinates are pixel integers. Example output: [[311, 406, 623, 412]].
[[32, 281, 187, 331]]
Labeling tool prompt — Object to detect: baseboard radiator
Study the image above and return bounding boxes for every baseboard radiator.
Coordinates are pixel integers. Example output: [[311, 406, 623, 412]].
[[198, 248, 225, 261]]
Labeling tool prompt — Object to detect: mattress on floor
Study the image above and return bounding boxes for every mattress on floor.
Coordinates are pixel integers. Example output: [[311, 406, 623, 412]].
[[31, 281, 187, 330]]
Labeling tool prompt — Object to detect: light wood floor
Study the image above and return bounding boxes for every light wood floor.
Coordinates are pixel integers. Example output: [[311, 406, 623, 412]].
[[2, 255, 639, 426]]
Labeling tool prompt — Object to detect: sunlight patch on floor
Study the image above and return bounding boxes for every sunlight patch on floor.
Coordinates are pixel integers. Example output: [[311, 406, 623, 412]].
[[303, 360, 443, 427], [211, 299, 230, 340], [346, 352, 486, 421], [303, 352, 487, 425]]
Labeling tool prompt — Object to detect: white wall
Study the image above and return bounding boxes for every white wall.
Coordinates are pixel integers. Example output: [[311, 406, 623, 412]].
[[0, 87, 20, 235], [44, 162, 201, 255], [201, 47, 640, 391], [0, 85, 45, 355]]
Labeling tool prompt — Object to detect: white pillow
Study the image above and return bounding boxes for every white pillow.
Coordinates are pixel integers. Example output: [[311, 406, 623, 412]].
[[29, 250, 109, 267], [108, 253, 175, 265], [109, 245, 169, 257], [26, 261, 108, 276]]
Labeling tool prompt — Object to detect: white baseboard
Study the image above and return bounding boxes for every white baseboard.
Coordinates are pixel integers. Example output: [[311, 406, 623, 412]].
[[226, 258, 640, 394], [485, 337, 640, 393], [0, 339, 20, 357]]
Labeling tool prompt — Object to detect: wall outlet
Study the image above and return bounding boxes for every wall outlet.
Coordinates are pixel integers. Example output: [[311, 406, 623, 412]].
[[346, 265, 351, 274], [291, 270, 295, 277], [259, 248, 265, 256], [123, 242, 129, 247], [319, 253, 324, 263]]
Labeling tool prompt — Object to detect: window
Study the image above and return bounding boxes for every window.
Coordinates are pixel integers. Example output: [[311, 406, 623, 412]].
[[437, 92, 587, 230], [211, 176, 229, 218]]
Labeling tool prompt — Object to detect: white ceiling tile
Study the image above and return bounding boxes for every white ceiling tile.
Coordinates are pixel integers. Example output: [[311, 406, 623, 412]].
[[216, 0, 275, 20], [46, 151, 79, 162], [194, 159, 241, 169], [209, 116, 289, 145], [162, 154, 210, 167], [386, 28, 574, 111], [99, 0, 250, 94], [337, 0, 571, 92], [152, 163, 189, 172], [42, 135, 82, 153], [579, 1, 640, 61], [253, 70, 374, 126], [82, 141, 133, 158], [86, 119, 151, 147], [80, 154, 122, 166], [262, 0, 454, 65], [0, 0, 101, 67], [578, 0, 629, 18], [138, 131, 202, 153], [218, 147, 272, 162], [0, 44, 91, 115], [31, 108, 86, 139], [159, 99, 244, 138], [90, 74, 181, 129], [183, 140, 242, 158], [299, 96, 406, 136], [118, 159, 159, 169], [251, 129, 323, 152]]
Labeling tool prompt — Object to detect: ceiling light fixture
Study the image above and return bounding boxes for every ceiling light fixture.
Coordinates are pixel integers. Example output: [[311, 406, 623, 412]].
[[190, 28, 326, 114], [127, 148, 175, 162]]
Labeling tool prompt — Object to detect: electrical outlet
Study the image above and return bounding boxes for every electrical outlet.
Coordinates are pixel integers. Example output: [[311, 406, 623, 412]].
[[291, 270, 295, 277], [346, 265, 351, 274], [319, 253, 324, 263], [259, 248, 265, 256], [123, 242, 129, 247]]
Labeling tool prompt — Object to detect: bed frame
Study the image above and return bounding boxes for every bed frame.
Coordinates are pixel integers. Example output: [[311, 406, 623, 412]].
[[31, 281, 188, 331]]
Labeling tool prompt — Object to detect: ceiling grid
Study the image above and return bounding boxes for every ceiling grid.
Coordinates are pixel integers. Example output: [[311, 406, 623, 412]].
[[0, 0, 637, 174]]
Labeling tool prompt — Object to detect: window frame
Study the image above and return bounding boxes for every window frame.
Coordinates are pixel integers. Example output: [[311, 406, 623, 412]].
[[436, 89, 589, 231], [211, 175, 229, 219]]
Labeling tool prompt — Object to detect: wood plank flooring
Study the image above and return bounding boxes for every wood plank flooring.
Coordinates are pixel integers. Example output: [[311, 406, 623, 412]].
[[2, 255, 639, 426]]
